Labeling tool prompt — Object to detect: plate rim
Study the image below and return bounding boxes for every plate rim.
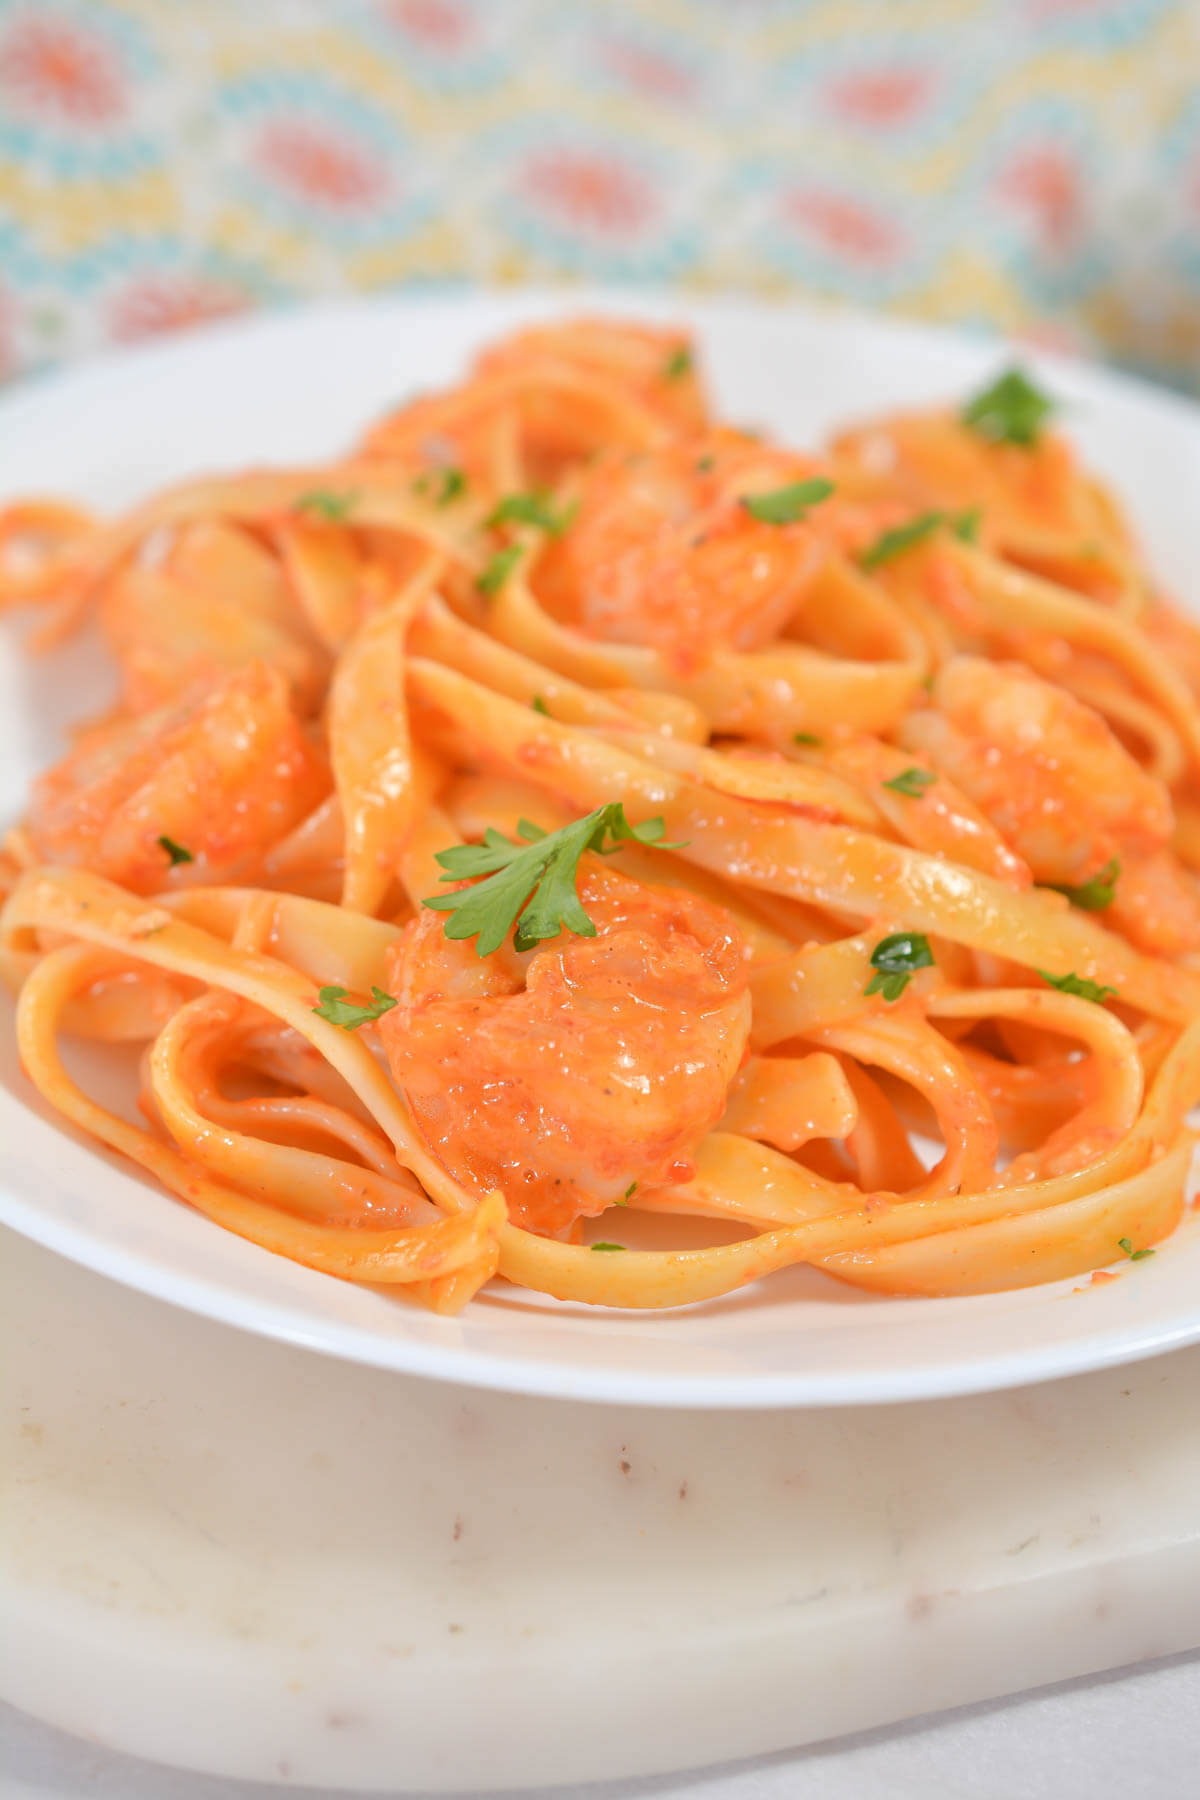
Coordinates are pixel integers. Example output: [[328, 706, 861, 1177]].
[[3, 285, 1200, 1409]]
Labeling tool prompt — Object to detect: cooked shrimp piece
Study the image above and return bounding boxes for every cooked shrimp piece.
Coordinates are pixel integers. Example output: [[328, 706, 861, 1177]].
[[900, 655, 1174, 888], [100, 520, 329, 712], [27, 662, 329, 893], [379, 864, 751, 1234], [1105, 849, 1200, 958], [534, 436, 828, 666], [819, 735, 1031, 887]]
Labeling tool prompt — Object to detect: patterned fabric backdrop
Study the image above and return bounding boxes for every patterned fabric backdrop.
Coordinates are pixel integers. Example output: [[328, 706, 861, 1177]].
[[0, 0, 1197, 391]]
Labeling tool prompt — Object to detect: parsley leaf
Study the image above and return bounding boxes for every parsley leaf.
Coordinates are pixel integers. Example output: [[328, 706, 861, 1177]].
[[591, 1241, 627, 1253], [793, 732, 822, 747], [1117, 1236, 1155, 1262], [1037, 970, 1117, 1004], [859, 511, 944, 570], [1051, 857, 1120, 912], [962, 368, 1055, 447], [695, 454, 715, 473], [530, 695, 549, 716], [434, 466, 466, 505], [864, 931, 934, 1002], [860, 507, 983, 569], [741, 477, 836, 525], [882, 766, 936, 798], [424, 803, 686, 957], [663, 345, 693, 381], [487, 491, 577, 536], [477, 544, 522, 596], [157, 835, 193, 866], [294, 489, 357, 521], [312, 984, 398, 1031], [413, 467, 466, 505]]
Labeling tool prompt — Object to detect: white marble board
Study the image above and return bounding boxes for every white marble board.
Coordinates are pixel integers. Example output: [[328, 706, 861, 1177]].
[[4, 1229, 1200, 1792]]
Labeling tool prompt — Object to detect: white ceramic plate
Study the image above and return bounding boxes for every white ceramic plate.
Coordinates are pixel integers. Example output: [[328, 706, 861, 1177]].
[[4, 290, 1200, 1408]]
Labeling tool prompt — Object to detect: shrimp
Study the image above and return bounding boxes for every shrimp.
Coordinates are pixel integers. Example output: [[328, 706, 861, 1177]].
[[899, 655, 1200, 954], [900, 656, 1173, 888], [379, 863, 751, 1234], [534, 435, 828, 666], [99, 520, 329, 712], [27, 662, 329, 893]]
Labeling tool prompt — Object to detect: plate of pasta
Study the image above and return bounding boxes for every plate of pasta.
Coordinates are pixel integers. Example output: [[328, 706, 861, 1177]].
[[2, 291, 1200, 1407]]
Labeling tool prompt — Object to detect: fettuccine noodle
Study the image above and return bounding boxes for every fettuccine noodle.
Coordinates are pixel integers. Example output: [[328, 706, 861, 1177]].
[[2, 318, 1198, 1316]]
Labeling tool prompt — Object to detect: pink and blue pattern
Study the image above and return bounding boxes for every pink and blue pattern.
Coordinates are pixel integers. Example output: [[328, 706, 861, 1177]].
[[0, 0, 1196, 392]]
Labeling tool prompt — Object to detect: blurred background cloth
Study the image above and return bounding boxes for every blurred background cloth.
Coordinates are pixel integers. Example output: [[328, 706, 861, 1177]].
[[0, 0, 1197, 391]]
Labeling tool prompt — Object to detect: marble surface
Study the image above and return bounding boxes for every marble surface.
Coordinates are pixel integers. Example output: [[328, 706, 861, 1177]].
[[5, 1657, 1200, 1800], [5, 1227, 1200, 1793]]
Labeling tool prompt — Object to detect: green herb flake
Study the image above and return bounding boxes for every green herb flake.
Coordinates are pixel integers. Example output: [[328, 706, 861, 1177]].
[[623, 1181, 638, 1200], [695, 454, 715, 472], [591, 1241, 627, 1253], [487, 491, 576, 536], [864, 931, 934, 1003], [294, 489, 358, 521], [1117, 1236, 1155, 1262], [157, 835, 193, 866], [793, 732, 822, 747], [882, 766, 937, 798], [741, 477, 836, 526], [424, 803, 687, 958], [1037, 970, 1118, 1005], [312, 984, 399, 1031], [961, 367, 1056, 448], [530, 695, 550, 716], [432, 466, 466, 506], [952, 507, 982, 543], [1051, 857, 1120, 912], [859, 511, 944, 570], [477, 544, 522, 597], [663, 345, 693, 381]]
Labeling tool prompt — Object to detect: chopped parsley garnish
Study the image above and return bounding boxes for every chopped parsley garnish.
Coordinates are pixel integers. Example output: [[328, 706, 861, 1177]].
[[413, 467, 466, 505], [961, 367, 1055, 447], [424, 803, 684, 958], [1037, 970, 1117, 1005], [793, 732, 822, 747], [157, 835, 193, 866], [294, 489, 358, 521], [591, 1241, 627, 1252], [860, 508, 982, 569], [741, 477, 836, 525], [1051, 857, 1120, 912], [623, 1181, 638, 1201], [663, 345, 693, 381], [477, 544, 522, 596], [695, 454, 715, 472], [859, 511, 943, 570], [312, 984, 398, 1030], [433, 466, 466, 505], [1117, 1237, 1155, 1262], [487, 490, 577, 536], [530, 694, 549, 716], [864, 931, 934, 1003], [882, 766, 936, 798]]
